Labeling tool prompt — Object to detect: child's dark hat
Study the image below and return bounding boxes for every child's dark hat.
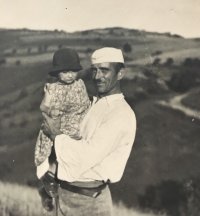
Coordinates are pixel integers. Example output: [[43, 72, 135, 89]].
[[49, 48, 82, 77]]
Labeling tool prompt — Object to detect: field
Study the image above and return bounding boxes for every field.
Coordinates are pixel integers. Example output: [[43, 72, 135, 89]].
[[181, 88, 200, 110], [0, 27, 200, 216], [0, 181, 165, 216]]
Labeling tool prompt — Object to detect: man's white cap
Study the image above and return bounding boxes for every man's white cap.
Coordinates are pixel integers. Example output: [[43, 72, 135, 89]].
[[91, 47, 124, 64]]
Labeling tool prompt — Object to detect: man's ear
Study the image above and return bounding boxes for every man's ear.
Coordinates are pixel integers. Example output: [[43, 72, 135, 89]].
[[117, 68, 125, 80]]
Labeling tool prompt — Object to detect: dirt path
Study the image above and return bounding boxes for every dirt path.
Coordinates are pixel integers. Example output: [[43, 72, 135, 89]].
[[157, 88, 200, 119]]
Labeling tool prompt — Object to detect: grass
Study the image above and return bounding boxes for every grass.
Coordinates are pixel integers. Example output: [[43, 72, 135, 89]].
[[0, 181, 165, 216], [181, 89, 200, 111], [0, 181, 44, 216]]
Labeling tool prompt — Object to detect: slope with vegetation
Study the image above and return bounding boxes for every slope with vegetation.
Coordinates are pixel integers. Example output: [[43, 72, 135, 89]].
[[0, 27, 200, 216]]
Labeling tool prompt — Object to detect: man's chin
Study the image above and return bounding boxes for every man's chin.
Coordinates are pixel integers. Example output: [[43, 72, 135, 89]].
[[96, 86, 105, 93]]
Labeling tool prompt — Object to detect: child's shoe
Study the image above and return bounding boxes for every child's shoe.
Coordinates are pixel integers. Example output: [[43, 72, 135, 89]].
[[38, 186, 54, 212], [39, 171, 58, 211]]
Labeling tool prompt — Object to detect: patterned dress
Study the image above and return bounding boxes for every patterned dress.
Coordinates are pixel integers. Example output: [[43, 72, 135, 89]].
[[34, 79, 90, 166]]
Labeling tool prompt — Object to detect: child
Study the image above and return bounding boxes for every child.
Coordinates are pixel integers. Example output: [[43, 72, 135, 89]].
[[35, 48, 90, 211]]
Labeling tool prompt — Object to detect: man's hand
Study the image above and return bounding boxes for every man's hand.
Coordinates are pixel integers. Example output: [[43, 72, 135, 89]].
[[42, 113, 62, 141]]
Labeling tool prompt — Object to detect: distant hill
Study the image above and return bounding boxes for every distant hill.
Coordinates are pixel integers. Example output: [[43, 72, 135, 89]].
[[0, 27, 199, 66]]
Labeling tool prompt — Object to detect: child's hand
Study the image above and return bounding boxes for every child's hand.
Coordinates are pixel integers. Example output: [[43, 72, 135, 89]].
[[49, 107, 60, 119]]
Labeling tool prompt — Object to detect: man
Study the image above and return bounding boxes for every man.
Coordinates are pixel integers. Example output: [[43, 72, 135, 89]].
[[42, 47, 136, 215]]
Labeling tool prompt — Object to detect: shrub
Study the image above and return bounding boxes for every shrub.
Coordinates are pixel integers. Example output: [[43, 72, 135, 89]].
[[166, 69, 199, 92], [123, 43, 132, 53], [85, 48, 93, 53], [152, 58, 161, 66], [164, 58, 174, 67], [0, 58, 6, 65], [143, 68, 158, 79], [138, 180, 187, 216], [138, 177, 200, 216], [183, 58, 200, 67], [152, 50, 163, 56], [15, 60, 21, 65]]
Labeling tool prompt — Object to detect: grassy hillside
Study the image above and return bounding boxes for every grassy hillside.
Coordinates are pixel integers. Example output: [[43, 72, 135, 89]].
[[0, 181, 162, 216], [0, 27, 200, 216]]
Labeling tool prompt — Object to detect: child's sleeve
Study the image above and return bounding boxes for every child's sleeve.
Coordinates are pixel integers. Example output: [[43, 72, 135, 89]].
[[40, 83, 53, 114]]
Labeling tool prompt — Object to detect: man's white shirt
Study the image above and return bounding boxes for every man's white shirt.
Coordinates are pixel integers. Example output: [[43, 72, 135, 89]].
[[37, 93, 136, 183]]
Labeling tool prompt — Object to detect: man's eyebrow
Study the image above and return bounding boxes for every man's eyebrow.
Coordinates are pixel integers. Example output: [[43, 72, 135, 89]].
[[99, 67, 109, 70]]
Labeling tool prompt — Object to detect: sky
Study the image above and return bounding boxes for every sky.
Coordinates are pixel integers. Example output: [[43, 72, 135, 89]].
[[0, 0, 200, 38]]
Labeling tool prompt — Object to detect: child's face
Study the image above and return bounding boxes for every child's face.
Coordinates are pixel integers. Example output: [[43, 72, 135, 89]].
[[58, 71, 78, 84]]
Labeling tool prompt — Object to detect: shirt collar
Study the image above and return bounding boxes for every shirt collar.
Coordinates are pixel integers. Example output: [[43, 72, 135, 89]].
[[93, 93, 124, 106]]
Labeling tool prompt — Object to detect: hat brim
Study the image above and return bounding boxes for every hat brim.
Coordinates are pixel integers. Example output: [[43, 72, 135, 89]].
[[49, 64, 82, 77]]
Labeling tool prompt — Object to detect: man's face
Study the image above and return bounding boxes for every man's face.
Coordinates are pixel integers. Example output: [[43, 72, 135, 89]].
[[91, 62, 119, 97]]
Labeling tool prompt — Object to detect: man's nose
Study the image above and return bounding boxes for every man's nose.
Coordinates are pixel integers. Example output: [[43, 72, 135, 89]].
[[95, 70, 102, 80]]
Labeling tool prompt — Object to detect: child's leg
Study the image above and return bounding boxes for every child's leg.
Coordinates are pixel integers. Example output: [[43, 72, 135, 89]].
[[38, 147, 58, 212], [38, 166, 58, 212], [48, 144, 57, 173], [48, 162, 57, 175]]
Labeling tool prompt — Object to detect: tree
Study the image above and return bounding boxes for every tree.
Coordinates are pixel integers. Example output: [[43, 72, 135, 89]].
[[183, 58, 200, 67], [183, 58, 193, 67], [193, 58, 200, 67], [123, 43, 132, 53], [166, 69, 198, 92], [164, 58, 174, 66], [152, 58, 161, 66]]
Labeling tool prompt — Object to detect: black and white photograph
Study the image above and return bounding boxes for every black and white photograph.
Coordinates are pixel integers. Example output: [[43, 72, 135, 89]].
[[0, 0, 200, 215]]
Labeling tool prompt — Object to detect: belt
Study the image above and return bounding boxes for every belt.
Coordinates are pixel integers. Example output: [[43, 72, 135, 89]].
[[58, 180, 108, 198]]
